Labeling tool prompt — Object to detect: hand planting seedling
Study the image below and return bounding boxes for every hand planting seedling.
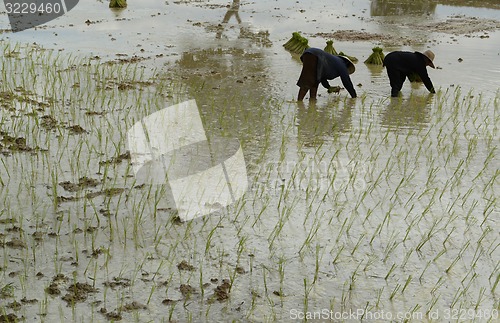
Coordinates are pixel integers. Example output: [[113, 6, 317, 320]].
[[296, 48, 357, 100], [328, 86, 341, 94], [383, 50, 436, 97]]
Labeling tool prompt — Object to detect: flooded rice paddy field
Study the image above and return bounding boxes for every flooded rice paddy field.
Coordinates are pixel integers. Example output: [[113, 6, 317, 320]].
[[0, 0, 499, 322]]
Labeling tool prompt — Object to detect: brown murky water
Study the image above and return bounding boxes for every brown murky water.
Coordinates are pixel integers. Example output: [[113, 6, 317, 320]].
[[1, 1, 499, 322]]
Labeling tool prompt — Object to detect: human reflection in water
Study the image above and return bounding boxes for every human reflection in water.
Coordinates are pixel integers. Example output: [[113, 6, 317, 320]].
[[215, 0, 271, 46], [370, 0, 437, 16], [296, 98, 355, 147], [380, 93, 433, 131]]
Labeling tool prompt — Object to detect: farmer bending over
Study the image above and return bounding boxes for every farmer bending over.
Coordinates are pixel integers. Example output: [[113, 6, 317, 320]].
[[383, 50, 436, 97], [297, 48, 357, 101]]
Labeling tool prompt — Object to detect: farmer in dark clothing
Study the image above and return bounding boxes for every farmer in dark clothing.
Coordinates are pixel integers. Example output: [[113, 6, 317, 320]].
[[383, 50, 436, 97], [297, 48, 357, 101]]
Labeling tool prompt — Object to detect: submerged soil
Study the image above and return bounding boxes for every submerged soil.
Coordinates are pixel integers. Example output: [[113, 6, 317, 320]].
[[315, 15, 500, 44]]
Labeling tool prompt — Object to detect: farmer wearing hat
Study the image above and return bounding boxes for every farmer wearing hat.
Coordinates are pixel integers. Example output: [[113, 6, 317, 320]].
[[383, 50, 436, 97], [297, 48, 357, 101]]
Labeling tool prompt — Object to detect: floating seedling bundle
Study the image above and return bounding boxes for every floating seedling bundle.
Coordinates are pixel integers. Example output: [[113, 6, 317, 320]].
[[338, 51, 358, 63], [109, 0, 127, 8], [364, 47, 385, 65], [283, 32, 310, 55], [323, 40, 338, 55]]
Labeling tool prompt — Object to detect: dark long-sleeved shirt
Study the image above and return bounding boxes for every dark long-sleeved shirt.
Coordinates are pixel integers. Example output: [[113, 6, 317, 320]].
[[383, 51, 435, 93], [302, 48, 357, 98]]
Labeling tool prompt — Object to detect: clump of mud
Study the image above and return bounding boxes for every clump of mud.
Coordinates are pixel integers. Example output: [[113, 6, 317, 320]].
[[99, 151, 131, 166], [59, 176, 101, 192], [0, 313, 22, 323], [315, 16, 500, 45], [413, 15, 500, 35], [62, 282, 98, 305], [0, 132, 39, 154], [208, 279, 231, 302], [177, 260, 196, 271], [179, 284, 197, 298], [103, 277, 131, 289]]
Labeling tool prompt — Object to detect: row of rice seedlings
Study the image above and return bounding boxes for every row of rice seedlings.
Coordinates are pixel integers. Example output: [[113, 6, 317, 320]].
[[0, 41, 196, 321], [241, 87, 500, 318]]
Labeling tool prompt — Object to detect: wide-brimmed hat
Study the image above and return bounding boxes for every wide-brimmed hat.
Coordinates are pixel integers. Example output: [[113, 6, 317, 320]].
[[418, 50, 435, 68], [338, 55, 356, 74]]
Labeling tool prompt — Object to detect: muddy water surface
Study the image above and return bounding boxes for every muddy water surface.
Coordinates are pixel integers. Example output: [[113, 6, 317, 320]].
[[1, 1, 499, 322]]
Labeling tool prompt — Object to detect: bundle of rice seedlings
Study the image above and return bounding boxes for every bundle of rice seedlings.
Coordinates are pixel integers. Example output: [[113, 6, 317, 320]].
[[283, 32, 310, 55], [109, 0, 127, 8], [328, 86, 341, 94], [338, 51, 358, 63], [364, 47, 385, 65], [324, 40, 338, 55]]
